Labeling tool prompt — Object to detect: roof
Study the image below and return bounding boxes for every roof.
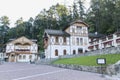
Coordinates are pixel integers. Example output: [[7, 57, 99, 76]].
[[89, 33, 105, 38], [45, 29, 70, 36], [70, 20, 89, 26], [7, 36, 36, 45], [63, 20, 89, 31]]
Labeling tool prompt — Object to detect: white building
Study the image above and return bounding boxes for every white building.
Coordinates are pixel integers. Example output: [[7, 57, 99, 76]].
[[5, 36, 38, 62], [43, 20, 89, 58], [88, 32, 120, 51]]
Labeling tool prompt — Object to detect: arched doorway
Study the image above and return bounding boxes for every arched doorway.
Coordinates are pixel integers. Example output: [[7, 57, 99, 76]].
[[73, 50, 76, 55], [78, 48, 83, 54], [10, 54, 15, 62], [63, 50, 66, 55], [55, 49, 58, 56]]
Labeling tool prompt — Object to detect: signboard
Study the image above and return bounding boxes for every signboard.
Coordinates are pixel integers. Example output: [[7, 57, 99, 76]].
[[97, 58, 106, 65]]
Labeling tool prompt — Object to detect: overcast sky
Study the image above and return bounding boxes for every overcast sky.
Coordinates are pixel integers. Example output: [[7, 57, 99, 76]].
[[0, 0, 90, 27]]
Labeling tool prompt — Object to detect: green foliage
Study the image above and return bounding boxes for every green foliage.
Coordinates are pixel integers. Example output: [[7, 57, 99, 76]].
[[87, 0, 120, 34], [0, 16, 10, 26], [53, 54, 120, 66]]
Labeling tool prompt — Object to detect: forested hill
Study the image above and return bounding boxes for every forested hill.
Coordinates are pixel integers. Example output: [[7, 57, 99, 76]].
[[0, 0, 120, 51]]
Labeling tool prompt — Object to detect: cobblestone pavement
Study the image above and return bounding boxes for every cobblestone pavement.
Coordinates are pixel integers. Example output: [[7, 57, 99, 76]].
[[0, 62, 108, 80]]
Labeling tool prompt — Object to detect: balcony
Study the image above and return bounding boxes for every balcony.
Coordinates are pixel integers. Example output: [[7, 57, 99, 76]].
[[108, 35, 113, 40], [15, 49, 30, 54], [101, 37, 106, 41]]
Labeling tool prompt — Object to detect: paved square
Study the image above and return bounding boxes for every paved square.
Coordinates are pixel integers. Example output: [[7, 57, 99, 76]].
[[0, 63, 107, 80]]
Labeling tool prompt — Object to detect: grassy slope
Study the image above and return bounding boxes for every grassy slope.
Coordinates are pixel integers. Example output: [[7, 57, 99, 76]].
[[53, 54, 120, 66]]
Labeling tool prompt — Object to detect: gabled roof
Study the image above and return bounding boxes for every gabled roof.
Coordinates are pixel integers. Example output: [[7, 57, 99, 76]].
[[7, 36, 36, 45], [63, 20, 89, 31], [45, 29, 70, 36], [70, 20, 89, 26]]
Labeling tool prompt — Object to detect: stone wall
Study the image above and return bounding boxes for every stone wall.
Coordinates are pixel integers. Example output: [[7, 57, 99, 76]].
[[86, 46, 120, 56], [52, 64, 106, 74], [52, 62, 120, 75], [106, 61, 120, 75]]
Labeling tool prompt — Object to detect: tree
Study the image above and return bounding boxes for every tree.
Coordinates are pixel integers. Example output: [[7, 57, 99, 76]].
[[85, 0, 120, 35], [73, 0, 79, 20], [78, 0, 85, 20], [15, 17, 24, 26], [0, 16, 10, 47], [0, 16, 10, 26]]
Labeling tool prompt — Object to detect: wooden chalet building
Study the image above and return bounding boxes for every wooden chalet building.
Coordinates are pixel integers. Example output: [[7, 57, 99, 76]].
[[5, 36, 38, 62]]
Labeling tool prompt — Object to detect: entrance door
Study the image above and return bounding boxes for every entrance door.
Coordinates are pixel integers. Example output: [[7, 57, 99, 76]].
[[78, 48, 83, 54], [10, 54, 15, 62], [73, 50, 76, 55]]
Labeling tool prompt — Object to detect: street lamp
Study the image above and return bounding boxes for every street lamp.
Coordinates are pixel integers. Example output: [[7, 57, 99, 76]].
[[95, 0, 100, 34]]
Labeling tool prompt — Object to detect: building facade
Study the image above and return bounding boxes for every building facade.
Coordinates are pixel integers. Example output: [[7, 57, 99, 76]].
[[5, 36, 38, 62], [88, 32, 120, 51], [43, 20, 89, 58]]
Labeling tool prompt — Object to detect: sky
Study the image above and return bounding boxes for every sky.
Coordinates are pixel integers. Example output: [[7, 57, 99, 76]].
[[0, 0, 90, 27]]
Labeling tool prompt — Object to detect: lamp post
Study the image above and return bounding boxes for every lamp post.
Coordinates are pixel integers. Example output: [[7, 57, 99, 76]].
[[95, 0, 100, 34]]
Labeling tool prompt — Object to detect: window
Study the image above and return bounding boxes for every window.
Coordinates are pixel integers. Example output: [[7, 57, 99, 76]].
[[80, 38, 83, 45], [63, 50, 66, 55], [23, 55, 26, 59], [29, 55, 32, 60], [83, 29, 87, 36], [55, 49, 58, 56], [72, 28, 75, 33], [19, 55, 22, 59], [72, 37, 75, 45], [55, 36, 58, 43], [84, 39, 87, 45], [1, 54, 2, 57], [76, 38, 79, 45], [77, 26, 82, 29], [63, 37, 66, 43]]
